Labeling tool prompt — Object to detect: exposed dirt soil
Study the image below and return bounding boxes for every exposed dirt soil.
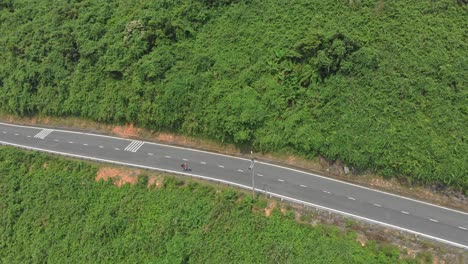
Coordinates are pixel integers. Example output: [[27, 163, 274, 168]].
[[96, 167, 139, 187], [112, 124, 139, 138], [356, 233, 367, 247], [147, 176, 164, 188], [264, 201, 276, 217]]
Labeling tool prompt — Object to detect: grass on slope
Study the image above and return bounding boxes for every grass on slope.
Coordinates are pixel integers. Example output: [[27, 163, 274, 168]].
[[0, 147, 420, 263]]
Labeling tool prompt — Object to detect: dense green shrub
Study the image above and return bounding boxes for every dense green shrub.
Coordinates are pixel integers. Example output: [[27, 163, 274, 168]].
[[0, 147, 416, 263], [0, 0, 466, 190]]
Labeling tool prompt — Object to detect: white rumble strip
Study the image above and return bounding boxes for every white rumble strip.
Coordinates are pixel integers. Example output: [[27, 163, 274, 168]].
[[124, 140, 144, 152], [34, 129, 54, 139]]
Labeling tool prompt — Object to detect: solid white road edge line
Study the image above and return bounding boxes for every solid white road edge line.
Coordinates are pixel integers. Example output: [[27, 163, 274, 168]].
[[0, 121, 467, 216], [0, 140, 467, 250]]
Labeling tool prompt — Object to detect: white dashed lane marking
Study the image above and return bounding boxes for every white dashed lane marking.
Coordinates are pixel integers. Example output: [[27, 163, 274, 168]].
[[27, 136, 31, 138], [2, 131, 6, 134], [401, 211, 410, 215], [148, 153, 154, 156], [200, 161, 206, 164], [373, 204, 382, 207], [429, 219, 439, 223], [218, 165, 224, 168], [348, 197, 356, 201], [68, 142, 74, 144], [300, 184, 307, 188], [323, 190, 330, 194], [165, 156, 171, 158], [459, 227, 467, 231], [14, 133, 19, 136], [278, 179, 285, 182], [99, 146, 104, 148], [83, 144, 88, 146], [183, 158, 188, 161], [124, 140, 144, 152], [34, 129, 54, 139], [114, 148, 120, 151], [257, 174, 263, 177], [237, 169, 244, 172], [54, 139, 59, 142]]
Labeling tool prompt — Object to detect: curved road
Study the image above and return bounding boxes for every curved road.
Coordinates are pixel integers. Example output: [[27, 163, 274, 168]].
[[0, 122, 467, 249]]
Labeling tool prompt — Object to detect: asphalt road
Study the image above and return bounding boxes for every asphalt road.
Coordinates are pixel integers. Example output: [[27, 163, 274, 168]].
[[0, 122, 467, 249]]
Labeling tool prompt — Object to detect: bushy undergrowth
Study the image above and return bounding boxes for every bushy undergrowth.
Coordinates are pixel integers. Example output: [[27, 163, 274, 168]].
[[0, 0, 466, 190], [0, 147, 418, 263]]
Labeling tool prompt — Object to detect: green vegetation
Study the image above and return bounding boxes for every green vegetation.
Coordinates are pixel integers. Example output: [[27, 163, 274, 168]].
[[0, 1, 466, 190], [0, 147, 421, 263]]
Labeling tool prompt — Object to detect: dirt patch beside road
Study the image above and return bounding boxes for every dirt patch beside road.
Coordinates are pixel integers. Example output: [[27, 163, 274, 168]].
[[112, 124, 139, 138], [96, 167, 139, 187]]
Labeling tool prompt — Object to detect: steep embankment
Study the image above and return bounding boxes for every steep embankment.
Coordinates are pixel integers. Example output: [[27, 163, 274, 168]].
[[0, 1, 466, 191], [0, 147, 422, 263]]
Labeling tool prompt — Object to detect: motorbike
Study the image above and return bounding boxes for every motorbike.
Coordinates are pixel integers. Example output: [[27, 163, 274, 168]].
[[180, 163, 191, 171]]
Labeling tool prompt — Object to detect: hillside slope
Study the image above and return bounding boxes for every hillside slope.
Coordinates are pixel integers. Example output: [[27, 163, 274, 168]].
[[0, 0, 466, 190], [0, 147, 419, 263]]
